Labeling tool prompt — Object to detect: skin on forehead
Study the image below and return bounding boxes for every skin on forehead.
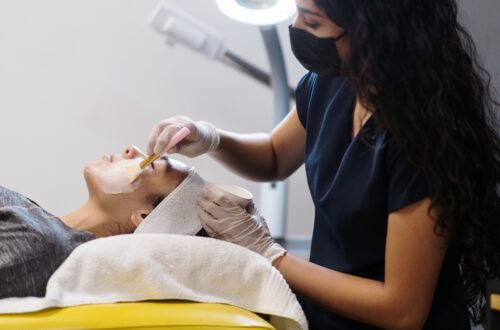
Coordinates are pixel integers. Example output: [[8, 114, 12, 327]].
[[296, 0, 327, 17]]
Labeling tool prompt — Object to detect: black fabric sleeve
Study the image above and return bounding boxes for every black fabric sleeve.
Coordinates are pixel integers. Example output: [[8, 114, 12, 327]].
[[295, 72, 314, 128], [386, 136, 429, 213]]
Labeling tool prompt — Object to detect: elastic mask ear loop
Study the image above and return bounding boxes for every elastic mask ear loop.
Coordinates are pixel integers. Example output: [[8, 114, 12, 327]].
[[335, 29, 349, 41]]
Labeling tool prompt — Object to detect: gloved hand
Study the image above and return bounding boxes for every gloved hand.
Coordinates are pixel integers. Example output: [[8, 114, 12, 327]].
[[147, 116, 220, 157], [198, 186, 287, 264]]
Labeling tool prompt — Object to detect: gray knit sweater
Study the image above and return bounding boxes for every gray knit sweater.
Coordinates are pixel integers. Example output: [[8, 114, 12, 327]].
[[0, 186, 95, 298]]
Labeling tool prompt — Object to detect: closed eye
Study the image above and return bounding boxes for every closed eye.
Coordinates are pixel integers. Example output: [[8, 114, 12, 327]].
[[161, 156, 171, 172], [305, 22, 319, 29]]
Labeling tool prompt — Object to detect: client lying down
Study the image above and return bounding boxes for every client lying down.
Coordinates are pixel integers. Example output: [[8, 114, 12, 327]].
[[0, 145, 203, 299]]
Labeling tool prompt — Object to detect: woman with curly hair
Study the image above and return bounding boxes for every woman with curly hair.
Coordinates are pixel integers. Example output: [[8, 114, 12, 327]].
[[148, 0, 500, 328]]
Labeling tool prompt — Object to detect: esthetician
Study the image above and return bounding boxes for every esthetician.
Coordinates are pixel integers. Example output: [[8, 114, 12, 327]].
[[147, 0, 500, 328]]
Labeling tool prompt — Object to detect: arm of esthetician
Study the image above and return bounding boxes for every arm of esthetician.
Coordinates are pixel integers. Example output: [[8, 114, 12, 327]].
[[147, 111, 444, 329], [199, 191, 444, 330], [146, 107, 306, 182]]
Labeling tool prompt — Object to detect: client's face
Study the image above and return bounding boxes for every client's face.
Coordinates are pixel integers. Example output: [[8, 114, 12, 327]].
[[83, 146, 190, 232]]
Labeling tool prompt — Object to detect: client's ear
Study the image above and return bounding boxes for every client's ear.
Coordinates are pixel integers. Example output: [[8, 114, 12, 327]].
[[131, 209, 151, 227]]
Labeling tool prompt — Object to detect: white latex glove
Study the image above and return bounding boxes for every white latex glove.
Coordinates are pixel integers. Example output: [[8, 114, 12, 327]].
[[147, 116, 220, 157], [198, 186, 287, 264]]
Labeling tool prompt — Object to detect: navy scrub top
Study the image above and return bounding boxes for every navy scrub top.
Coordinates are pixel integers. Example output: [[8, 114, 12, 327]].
[[295, 72, 470, 329]]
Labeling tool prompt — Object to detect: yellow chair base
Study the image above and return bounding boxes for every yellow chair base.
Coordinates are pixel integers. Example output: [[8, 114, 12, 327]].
[[0, 301, 275, 330]]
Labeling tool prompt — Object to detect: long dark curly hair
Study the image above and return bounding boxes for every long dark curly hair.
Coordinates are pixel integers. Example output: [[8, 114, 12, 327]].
[[315, 0, 500, 323]]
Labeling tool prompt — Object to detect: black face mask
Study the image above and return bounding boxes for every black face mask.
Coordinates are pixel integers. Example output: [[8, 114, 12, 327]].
[[289, 25, 347, 76]]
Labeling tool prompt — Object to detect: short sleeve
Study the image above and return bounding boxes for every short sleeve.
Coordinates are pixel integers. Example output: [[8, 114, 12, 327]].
[[386, 136, 429, 213], [295, 72, 315, 128]]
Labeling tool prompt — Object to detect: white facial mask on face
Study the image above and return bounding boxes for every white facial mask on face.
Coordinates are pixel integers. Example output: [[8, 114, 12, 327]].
[[134, 168, 205, 236], [90, 158, 142, 194]]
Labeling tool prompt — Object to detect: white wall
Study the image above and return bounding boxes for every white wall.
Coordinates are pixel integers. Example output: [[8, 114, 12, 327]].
[[0, 0, 314, 236], [0, 0, 497, 238], [459, 0, 500, 92]]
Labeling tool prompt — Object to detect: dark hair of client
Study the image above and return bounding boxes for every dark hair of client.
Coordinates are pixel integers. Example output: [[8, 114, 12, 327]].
[[315, 0, 500, 323], [151, 195, 166, 209]]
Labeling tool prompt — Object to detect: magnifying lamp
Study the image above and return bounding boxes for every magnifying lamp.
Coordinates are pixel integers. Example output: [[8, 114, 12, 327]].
[[215, 0, 296, 26], [149, 0, 296, 239], [216, 0, 296, 240]]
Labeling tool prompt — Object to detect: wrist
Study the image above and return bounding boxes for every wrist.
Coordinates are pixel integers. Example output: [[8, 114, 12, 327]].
[[198, 121, 220, 153], [271, 251, 288, 269], [266, 243, 287, 265]]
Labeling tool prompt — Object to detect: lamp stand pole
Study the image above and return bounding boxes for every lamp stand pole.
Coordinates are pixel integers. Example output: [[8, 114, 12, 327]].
[[149, 1, 295, 240], [258, 25, 290, 240]]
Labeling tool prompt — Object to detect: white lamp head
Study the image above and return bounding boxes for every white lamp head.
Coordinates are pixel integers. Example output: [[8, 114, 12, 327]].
[[216, 0, 296, 26], [149, 1, 227, 60]]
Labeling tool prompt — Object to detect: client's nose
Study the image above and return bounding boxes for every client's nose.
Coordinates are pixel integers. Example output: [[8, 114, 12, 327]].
[[123, 146, 147, 159]]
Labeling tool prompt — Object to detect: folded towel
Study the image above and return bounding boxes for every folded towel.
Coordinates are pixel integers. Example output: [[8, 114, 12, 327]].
[[135, 169, 205, 235], [0, 234, 308, 330]]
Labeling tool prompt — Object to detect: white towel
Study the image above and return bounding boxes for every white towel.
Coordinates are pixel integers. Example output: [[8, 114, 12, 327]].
[[0, 234, 308, 330], [135, 169, 205, 235]]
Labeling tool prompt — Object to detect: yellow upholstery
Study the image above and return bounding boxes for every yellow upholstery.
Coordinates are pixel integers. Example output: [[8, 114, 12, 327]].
[[0, 301, 275, 330], [492, 294, 500, 311]]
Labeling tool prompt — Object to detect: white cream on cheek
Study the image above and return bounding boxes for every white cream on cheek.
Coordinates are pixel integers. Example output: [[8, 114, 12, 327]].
[[93, 158, 142, 194]]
